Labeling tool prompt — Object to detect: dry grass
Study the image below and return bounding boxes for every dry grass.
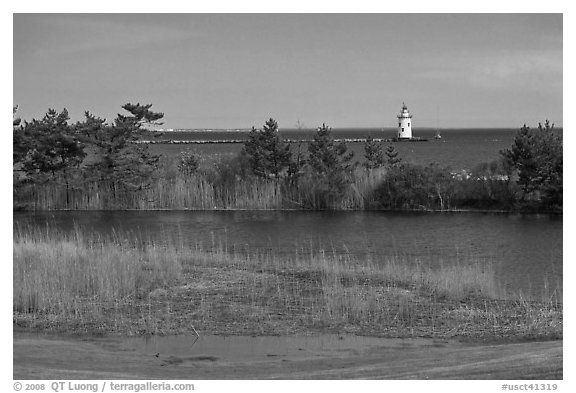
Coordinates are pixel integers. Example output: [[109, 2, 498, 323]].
[[17, 176, 283, 210], [15, 159, 384, 211], [339, 167, 388, 209], [13, 228, 183, 315], [13, 228, 562, 340]]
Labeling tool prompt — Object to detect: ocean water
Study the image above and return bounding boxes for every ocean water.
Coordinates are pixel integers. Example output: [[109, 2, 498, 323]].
[[148, 128, 522, 170]]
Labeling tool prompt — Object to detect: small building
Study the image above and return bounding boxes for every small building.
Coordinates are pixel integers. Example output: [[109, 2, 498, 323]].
[[397, 103, 413, 139]]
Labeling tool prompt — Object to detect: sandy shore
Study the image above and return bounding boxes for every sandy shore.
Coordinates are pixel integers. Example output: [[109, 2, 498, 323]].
[[14, 332, 562, 380]]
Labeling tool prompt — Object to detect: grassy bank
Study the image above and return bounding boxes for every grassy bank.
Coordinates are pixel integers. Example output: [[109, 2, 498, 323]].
[[14, 159, 521, 212], [14, 140, 561, 212], [13, 228, 562, 340]]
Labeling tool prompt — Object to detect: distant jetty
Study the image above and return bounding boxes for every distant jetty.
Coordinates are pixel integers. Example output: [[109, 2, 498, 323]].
[[151, 128, 251, 132], [134, 137, 429, 145]]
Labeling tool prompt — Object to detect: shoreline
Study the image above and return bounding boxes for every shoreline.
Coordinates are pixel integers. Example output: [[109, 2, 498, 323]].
[[13, 229, 563, 342], [12, 325, 563, 344], [13, 222, 563, 380]]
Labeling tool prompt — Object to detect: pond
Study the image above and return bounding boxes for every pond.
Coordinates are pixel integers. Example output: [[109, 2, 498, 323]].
[[14, 210, 562, 299], [120, 334, 444, 363]]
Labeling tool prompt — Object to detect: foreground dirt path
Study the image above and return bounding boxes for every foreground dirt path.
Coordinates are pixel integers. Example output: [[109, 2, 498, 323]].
[[14, 334, 562, 380]]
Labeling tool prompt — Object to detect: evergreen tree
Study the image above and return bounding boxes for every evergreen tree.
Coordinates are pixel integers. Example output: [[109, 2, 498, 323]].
[[13, 105, 21, 127], [73, 111, 107, 142], [13, 105, 26, 165], [501, 120, 562, 208], [242, 118, 292, 179], [287, 140, 306, 185], [385, 144, 402, 167], [116, 102, 164, 130], [16, 109, 85, 180], [73, 103, 162, 191], [286, 121, 307, 184], [178, 152, 200, 176], [308, 123, 353, 175], [13, 108, 86, 208], [363, 135, 385, 169], [307, 123, 354, 200]]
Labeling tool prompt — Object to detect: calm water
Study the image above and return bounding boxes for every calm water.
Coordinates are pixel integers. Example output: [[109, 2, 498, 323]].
[[14, 210, 562, 298], [148, 128, 518, 170], [121, 334, 436, 362]]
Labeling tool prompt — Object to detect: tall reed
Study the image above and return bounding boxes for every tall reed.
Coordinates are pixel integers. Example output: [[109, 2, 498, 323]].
[[13, 228, 183, 315], [15, 175, 283, 210], [15, 152, 526, 212], [13, 227, 561, 338]]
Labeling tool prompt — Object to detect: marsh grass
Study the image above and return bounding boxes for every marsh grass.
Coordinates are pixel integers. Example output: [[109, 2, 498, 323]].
[[13, 227, 562, 339], [17, 175, 283, 211], [15, 155, 385, 212], [13, 228, 183, 314], [338, 167, 388, 209]]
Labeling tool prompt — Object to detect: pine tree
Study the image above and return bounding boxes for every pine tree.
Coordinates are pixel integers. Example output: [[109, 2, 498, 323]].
[[178, 152, 200, 176], [13, 105, 25, 165], [73, 104, 162, 191], [363, 135, 385, 169], [17, 109, 86, 179], [501, 120, 562, 207], [307, 123, 354, 200], [385, 144, 402, 167], [116, 102, 164, 130], [308, 123, 353, 175], [242, 118, 292, 179], [14, 108, 86, 208]]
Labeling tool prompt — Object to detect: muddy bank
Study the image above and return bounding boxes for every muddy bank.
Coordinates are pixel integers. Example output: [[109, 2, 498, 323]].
[[13, 332, 562, 379]]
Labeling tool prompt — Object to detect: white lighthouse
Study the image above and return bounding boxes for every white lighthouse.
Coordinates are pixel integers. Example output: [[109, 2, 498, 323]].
[[397, 103, 413, 139]]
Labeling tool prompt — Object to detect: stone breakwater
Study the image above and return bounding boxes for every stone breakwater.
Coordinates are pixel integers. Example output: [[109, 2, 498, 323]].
[[133, 137, 429, 144]]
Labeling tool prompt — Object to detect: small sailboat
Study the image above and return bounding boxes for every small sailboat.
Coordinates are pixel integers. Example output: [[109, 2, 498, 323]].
[[434, 106, 442, 139]]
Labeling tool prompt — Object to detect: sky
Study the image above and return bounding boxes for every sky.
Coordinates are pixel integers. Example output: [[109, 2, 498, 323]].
[[13, 13, 563, 129]]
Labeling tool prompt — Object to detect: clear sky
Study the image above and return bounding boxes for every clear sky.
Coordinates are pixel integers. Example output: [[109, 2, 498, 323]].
[[13, 13, 563, 129]]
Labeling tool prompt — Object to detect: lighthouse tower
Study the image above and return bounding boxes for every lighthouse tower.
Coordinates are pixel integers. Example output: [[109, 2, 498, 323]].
[[397, 103, 413, 139]]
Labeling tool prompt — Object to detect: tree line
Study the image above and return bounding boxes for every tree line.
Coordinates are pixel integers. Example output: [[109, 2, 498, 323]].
[[13, 103, 164, 207], [13, 104, 562, 212]]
